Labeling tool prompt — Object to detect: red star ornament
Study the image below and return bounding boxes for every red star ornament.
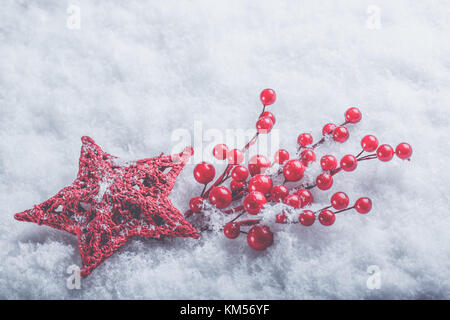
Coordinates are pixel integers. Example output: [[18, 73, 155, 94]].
[[15, 136, 199, 277]]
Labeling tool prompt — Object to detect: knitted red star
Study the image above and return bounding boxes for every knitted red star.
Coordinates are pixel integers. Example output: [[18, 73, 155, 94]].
[[15, 136, 199, 277]]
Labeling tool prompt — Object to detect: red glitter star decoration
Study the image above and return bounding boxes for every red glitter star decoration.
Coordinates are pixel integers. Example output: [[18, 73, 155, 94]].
[[15, 136, 199, 277]]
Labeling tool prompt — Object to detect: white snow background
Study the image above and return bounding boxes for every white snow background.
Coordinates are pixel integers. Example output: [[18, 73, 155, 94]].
[[1, 0, 450, 299]]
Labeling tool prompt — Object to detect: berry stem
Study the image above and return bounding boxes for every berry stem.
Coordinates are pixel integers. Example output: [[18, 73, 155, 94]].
[[315, 205, 332, 213], [357, 154, 377, 161], [231, 213, 243, 222], [259, 105, 267, 117], [202, 164, 233, 198], [224, 205, 245, 214], [200, 183, 208, 197], [334, 206, 355, 214], [243, 133, 260, 151], [236, 219, 261, 226], [241, 105, 266, 151], [311, 137, 326, 150], [232, 188, 248, 201], [331, 167, 342, 176]]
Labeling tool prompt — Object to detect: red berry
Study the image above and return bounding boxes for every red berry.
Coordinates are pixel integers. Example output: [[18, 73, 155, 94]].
[[230, 180, 245, 193], [256, 116, 274, 134], [377, 144, 394, 162], [283, 194, 301, 209], [340, 155, 358, 172], [248, 174, 273, 195], [361, 135, 378, 152], [189, 197, 204, 213], [395, 143, 412, 160], [271, 185, 289, 202], [295, 189, 314, 207], [193, 162, 216, 184], [260, 88, 276, 106], [244, 191, 267, 215], [355, 197, 372, 214], [322, 123, 337, 136], [248, 154, 271, 176], [227, 148, 244, 165], [283, 160, 305, 182], [319, 210, 335, 226], [297, 133, 313, 147], [333, 126, 349, 143], [276, 212, 287, 224], [260, 111, 276, 125], [299, 210, 315, 226], [224, 222, 240, 239], [330, 192, 349, 210], [345, 107, 362, 123], [208, 186, 232, 209], [247, 225, 274, 250], [300, 149, 316, 166], [231, 165, 249, 182], [274, 149, 290, 164], [320, 155, 338, 171], [212, 144, 229, 160], [316, 173, 333, 190]]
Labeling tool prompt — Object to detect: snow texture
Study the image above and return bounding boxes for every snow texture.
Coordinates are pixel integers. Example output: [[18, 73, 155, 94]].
[[1, 0, 450, 299]]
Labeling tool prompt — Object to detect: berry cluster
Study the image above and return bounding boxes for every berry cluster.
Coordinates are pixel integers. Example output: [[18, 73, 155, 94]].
[[187, 89, 412, 251]]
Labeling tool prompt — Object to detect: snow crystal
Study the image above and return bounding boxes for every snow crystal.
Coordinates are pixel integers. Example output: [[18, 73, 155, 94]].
[[1, 0, 450, 299], [93, 176, 114, 203]]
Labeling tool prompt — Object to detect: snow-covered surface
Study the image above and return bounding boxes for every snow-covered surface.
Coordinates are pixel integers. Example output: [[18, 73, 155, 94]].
[[1, 0, 450, 299]]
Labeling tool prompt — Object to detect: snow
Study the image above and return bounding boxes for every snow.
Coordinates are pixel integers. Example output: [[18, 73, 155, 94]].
[[1, 0, 450, 299]]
